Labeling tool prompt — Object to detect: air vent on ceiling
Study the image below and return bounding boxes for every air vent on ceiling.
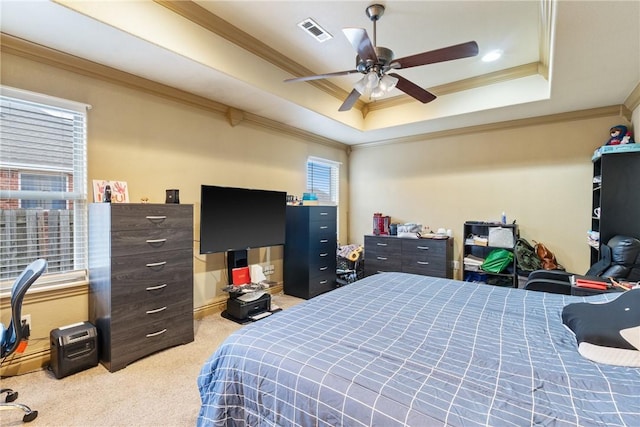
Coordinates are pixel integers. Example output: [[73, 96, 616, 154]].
[[298, 18, 332, 43]]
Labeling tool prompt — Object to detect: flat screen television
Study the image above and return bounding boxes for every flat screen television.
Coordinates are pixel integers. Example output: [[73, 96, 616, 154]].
[[199, 185, 287, 255]]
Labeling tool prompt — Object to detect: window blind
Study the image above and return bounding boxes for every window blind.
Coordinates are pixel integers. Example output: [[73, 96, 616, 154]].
[[0, 87, 89, 291], [306, 156, 340, 205]]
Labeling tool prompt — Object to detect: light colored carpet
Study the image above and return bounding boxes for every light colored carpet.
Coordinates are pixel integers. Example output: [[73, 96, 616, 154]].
[[0, 293, 303, 426]]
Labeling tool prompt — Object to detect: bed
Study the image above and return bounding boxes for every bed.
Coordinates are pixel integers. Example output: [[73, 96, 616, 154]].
[[197, 272, 640, 426]]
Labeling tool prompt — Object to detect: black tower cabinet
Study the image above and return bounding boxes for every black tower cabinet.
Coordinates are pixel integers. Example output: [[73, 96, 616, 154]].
[[591, 151, 640, 264], [284, 205, 337, 299]]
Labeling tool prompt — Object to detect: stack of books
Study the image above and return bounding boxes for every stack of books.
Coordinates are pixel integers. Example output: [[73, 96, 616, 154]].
[[463, 254, 485, 272]]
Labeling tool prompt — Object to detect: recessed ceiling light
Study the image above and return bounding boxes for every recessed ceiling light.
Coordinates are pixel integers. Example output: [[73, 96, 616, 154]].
[[482, 49, 503, 62]]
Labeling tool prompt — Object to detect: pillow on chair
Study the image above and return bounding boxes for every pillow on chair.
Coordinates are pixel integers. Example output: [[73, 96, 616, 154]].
[[562, 289, 640, 367]]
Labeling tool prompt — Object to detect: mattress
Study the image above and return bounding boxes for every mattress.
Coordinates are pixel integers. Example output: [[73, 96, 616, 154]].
[[198, 272, 640, 426]]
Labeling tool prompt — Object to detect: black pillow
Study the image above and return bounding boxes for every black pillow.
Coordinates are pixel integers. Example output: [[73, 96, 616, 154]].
[[562, 289, 640, 366]]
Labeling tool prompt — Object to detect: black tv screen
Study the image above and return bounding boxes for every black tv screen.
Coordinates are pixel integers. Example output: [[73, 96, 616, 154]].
[[199, 185, 287, 254]]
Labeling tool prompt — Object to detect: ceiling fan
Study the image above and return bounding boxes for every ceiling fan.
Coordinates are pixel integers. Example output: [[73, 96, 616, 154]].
[[284, 4, 479, 112]]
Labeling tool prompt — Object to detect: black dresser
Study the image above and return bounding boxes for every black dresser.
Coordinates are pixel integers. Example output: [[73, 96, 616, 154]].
[[364, 235, 453, 278], [284, 206, 337, 299], [88, 203, 194, 372]]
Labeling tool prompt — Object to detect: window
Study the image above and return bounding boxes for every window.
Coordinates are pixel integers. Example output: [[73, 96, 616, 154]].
[[0, 86, 89, 291], [306, 156, 340, 205], [20, 173, 68, 210], [307, 156, 340, 236]]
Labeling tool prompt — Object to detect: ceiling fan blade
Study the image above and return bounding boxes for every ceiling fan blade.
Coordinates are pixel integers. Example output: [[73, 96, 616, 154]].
[[342, 28, 378, 63], [338, 88, 361, 112], [391, 41, 479, 70], [284, 69, 359, 83], [389, 73, 436, 104]]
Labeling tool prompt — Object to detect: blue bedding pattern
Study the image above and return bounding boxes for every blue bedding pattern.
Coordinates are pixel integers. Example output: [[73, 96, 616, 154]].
[[198, 272, 640, 426]]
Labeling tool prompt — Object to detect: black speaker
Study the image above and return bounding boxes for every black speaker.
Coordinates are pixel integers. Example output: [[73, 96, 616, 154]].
[[165, 189, 180, 204], [50, 321, 98, 379]]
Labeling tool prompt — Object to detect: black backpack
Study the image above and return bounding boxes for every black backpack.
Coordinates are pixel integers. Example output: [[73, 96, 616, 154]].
[[514, 238, 542, 275]]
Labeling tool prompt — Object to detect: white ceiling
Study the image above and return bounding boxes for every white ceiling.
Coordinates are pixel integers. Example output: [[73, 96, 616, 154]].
[[1, 0, 638, 146]]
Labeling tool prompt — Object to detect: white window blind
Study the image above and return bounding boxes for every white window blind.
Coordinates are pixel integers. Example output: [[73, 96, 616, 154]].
[[306, 156, 340, 205], [0, 86, 89, 291]]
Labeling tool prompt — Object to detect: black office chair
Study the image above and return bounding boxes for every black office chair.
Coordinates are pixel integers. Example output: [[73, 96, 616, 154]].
[[1, 258, 47, 423], [524, 236, 640, 294]]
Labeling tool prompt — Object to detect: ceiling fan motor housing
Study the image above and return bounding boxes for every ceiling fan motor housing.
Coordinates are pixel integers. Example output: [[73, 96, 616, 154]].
[[356, 46, 394, 74]]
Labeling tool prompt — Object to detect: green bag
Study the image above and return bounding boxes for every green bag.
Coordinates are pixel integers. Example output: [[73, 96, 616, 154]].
[[514, 238, 542, 273], [481, 249, 514, 273]]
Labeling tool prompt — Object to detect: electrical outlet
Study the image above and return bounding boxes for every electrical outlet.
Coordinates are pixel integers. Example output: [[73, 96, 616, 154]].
[[453, 260, 460, 270]]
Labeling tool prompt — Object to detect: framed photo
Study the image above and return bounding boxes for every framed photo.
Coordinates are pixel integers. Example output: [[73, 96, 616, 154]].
[[93, 180, 129, 203]]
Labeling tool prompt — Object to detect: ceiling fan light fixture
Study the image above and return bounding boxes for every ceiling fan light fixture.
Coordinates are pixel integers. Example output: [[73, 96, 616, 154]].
[[370, 85, 386, 98], [379, 74, 398, 91], [365, 71, 379, 89], [354, 75, 368, 94]]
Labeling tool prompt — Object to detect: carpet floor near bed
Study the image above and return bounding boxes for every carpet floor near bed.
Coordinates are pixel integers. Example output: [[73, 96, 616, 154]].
[[0, 293, 303, 427]]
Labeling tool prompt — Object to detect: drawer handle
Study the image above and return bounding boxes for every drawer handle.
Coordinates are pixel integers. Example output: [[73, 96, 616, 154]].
[[417, 246, 430, 250], [320, 212, 328, 216], [320, 239, 329, 243], [376, 243, 387, 247], [146, 306, 167, 314], [320, 253, 328, 257], [146, 329, 167, 338], [146, 261, 167, 268], [146, 238, 167, 244], [146, 284, 167, 291], [145, 215, 167, 221], [418, 261, 430, 265], [320, 225, 328, 229], [377, 256, 388, 261], [319, 280, 328, 284], [319, 266, 328, 271]]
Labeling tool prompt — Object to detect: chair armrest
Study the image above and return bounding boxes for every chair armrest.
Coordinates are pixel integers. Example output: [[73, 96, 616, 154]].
[[526, 269, 572, 283], [524, 277, 573, 294]]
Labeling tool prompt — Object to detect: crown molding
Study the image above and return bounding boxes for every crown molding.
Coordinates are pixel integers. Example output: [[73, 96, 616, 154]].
[[366, 63, 541, 112], [625, 81, 640, 112], [153, 0, 365, 111], [154, 1, 549, 116], [3, 33, 631, 151], [352, 105, 630, 150], [0, 33, 348, 151]]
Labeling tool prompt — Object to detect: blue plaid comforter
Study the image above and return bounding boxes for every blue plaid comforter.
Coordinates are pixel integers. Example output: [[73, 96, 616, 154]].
[[198, 272, 640, 426]]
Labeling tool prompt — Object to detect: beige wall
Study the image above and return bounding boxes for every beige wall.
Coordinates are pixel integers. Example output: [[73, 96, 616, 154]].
[[349, 115, 632, 278], [0, 45, 637, 374], [0, 51, 348, 372]]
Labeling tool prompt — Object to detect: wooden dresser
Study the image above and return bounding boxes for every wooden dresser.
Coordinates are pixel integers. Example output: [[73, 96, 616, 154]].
[[284, 205, 337, 299], [89, 203, 194, 372], [364, 235, 453, 278]]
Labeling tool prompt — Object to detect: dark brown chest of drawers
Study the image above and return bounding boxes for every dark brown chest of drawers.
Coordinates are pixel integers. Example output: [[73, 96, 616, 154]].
[[364, 235, 453, 278], [284, 206, 337, 299], [89, 203, 194, 372]]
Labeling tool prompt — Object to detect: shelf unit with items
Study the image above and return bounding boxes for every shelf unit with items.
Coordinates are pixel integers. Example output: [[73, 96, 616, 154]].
[[590, 150, 640, 265], [463, 221, 519, 287], [590, 158, 602, 264]]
